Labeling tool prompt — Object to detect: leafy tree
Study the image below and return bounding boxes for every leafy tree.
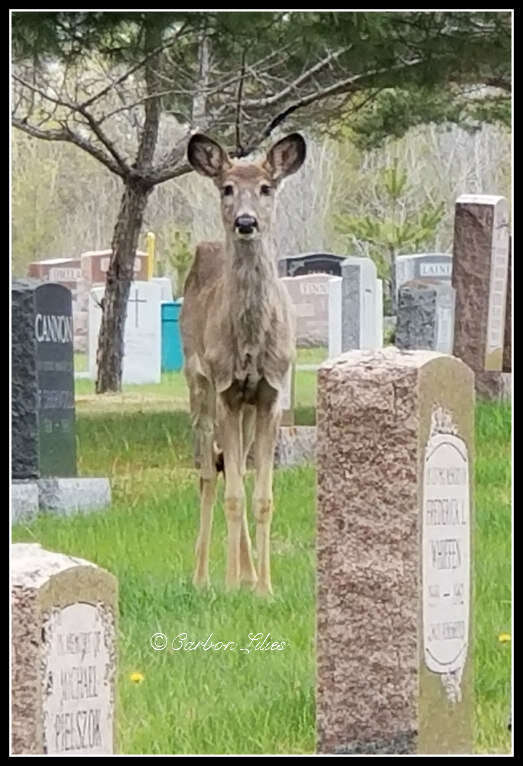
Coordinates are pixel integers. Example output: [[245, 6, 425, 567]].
[[11, 11, 511, 391], [161, 226, 194, 299], [334, 159, 445, 309]]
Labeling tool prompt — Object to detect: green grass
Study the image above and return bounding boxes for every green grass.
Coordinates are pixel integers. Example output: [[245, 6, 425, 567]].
[[12, 375, 511, 754], [473, 403, 512, 754]]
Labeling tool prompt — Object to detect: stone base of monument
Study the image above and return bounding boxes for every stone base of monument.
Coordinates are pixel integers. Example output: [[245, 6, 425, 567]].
[[11, 481, 39, 524], [245, 426, 317, 468], [37, 478, 111, 515], [475, 371, 512, 402], [275, 426, 316, 468]]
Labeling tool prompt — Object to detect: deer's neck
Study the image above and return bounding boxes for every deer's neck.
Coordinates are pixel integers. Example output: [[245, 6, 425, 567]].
[[225, 236, 278, 356]]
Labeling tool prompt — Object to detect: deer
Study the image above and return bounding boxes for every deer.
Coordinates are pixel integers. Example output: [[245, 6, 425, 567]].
[[180, 132, 306, 597]]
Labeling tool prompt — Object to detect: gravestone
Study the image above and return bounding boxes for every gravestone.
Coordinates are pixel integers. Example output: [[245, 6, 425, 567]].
[[152, 276, 174, 303], [80, 249, 149, 356], [341, 257, 382, 351], [328, 277, 342, 358], [317, 348, 474, 754], [12, 280, 76, 480], [11, 544, 117, 755], [281, 273, 331, 347], [452, 194, 510, 399], [81, 249, 149, 285], [11, 280, 111, 521], [280, 364, 295, 427], [27, 258, 82, 307], [396, 280, 456, 354], [375, 279, 384, 349], [277, 252, 347, 278], [275, 426, 316, 468], [89, 281, 162, 385], [503, 238, 511, 373], [395, 253, 453, 301]]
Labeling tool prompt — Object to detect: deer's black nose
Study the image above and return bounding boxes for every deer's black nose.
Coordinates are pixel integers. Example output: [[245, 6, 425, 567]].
[[234, 215, 258, 234]]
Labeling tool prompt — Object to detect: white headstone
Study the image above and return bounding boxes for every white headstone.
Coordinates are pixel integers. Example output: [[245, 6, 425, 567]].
[[341, 257, 381, 351], [328, 277, 342, 359], [152, 277, 174, 303], [280, 366, 292, 411], [375, 279, 384, 349], [89, 281, 162, 384]]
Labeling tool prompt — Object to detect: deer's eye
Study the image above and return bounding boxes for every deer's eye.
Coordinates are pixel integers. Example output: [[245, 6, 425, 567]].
[[260, 184, 272, 196], [222, 184, 234, 196]]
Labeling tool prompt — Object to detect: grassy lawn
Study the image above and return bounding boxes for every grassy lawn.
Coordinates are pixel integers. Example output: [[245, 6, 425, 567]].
[[12, 373, 511, 754]]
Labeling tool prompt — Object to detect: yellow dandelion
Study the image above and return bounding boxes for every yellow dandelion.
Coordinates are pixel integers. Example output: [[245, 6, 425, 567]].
[[498, 633, 511, 643], [129, 671, 145, 683]]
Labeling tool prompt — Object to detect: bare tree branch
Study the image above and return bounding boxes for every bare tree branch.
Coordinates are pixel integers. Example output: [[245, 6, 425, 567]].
[[13, 73, 130, 173], [12, 116, 123, 175], [79, 22, 189, 110], [235, 49, 246, 155], [242, 47, 351, 109]]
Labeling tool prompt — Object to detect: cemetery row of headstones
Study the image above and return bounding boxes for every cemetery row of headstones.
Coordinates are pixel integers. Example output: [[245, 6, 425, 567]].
[[12, 345, 479, 754], [395, 195, 511, 398], [279, 254, 384, 356], [28, 250, 150, 352], [12, 194, 511, 754], [28, 249, 185, 383], [11, 280, 111, 523]]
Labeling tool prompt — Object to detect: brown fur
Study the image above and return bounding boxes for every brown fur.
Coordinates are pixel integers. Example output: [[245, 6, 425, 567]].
[[181, 132, 306, 594]]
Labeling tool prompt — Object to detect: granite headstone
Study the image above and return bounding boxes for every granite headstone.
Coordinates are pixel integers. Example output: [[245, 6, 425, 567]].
[[12, 280, 76, 480], [396, 280, 456, 354], [11, 544, 118, 755], [317, 348, 474, 754], [277, 252, 347, 278]]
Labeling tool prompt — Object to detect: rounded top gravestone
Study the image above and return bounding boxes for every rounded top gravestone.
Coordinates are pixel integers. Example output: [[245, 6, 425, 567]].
[[277, 252, 347, 278], [11, 544, 118, 755], [12, 280, 77, 480]]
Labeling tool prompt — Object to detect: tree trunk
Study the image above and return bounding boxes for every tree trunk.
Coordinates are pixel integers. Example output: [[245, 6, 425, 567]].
[[95, 177, 152, 393]]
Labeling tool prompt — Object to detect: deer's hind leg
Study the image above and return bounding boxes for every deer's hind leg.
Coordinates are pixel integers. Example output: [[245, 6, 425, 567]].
[[190, 372, 218, 589]]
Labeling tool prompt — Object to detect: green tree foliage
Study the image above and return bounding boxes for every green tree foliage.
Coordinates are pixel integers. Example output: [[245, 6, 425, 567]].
[[334, 159, 445, 307], [11, 11, 511, 391], [162, 226, 194, 299]]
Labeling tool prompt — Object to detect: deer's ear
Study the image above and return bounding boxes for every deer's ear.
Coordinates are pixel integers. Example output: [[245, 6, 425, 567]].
[[188, 134, 231, 179], [264, 133, 306, 182]]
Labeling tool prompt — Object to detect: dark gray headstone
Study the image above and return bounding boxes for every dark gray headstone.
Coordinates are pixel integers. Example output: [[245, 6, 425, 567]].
[[396, 279, 455, 354], [12, 280, 77, 480], [277, 252, 347, 278]]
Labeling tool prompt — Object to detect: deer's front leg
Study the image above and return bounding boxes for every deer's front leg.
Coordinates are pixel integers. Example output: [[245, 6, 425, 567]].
[[253, 382, 281, 597], [240, 405, 258, 588], [219, 398, 245, 592]]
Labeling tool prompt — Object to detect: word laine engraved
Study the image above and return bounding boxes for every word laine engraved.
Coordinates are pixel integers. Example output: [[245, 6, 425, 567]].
[[419, 262, 452, 278], [35, 314, 73, 344]]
